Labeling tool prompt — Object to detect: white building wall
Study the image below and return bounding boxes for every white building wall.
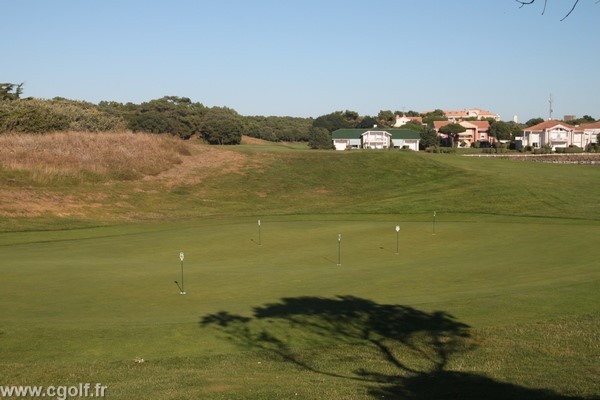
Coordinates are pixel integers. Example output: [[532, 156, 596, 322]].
[[528, 133, 541, 147], [584, 129, 599, 146], [333, 140, 349, 151], [333, 138, 361, 150], [349, 139, 361, 148], [548, 129, 569, 150], [392, 139, 419, 151], [363, 131, 390, 149]]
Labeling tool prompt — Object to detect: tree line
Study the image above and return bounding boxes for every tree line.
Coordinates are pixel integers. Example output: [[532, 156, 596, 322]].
[[0, 84, 314, 145], [0, 96, 312, 145], [0, 83, 596, 150]]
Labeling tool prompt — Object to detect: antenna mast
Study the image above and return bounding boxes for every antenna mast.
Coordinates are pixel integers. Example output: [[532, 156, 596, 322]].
[[548, 93, 554, 120]]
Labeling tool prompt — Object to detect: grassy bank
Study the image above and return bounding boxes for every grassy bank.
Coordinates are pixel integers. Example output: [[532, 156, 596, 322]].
[[1, 134, 599, 230]]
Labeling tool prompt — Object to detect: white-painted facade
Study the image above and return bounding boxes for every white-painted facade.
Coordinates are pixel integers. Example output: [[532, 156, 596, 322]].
[[333, 138, 361, 151], [362, 131, 391, 149], [392, 138, 419, 151], [331, 128, 421, 151]]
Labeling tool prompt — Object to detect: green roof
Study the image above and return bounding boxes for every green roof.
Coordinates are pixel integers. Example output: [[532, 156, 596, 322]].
[[331, 128, 421, 140]]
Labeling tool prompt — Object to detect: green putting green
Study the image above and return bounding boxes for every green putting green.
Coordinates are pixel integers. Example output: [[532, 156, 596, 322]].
[[0, 214, 597, 399]]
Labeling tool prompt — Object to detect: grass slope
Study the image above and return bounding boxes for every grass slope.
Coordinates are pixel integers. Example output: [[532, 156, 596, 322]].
[[0, 135, 598, 399], [2, 134, 599, 230]]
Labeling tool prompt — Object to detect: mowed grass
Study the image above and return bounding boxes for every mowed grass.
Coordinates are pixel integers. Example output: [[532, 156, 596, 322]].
[[0, 136, 599, 399], [0, 215, 598, 399]]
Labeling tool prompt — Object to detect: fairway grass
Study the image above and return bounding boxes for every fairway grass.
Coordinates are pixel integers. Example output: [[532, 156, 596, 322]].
[[1, 214, 598, 399]]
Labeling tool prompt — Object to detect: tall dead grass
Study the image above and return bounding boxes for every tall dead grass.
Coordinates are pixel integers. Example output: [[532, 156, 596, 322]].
[[0, 131, 191, 184]]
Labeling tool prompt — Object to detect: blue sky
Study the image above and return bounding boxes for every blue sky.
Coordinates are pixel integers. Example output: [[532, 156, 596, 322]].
[[2, 0, 598, 121]]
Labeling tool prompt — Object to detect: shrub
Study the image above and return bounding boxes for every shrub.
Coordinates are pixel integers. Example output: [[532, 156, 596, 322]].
[[0, 99, 69, 133], [425, 146, 455, 154], [308, 127, 333, 150], [128, 96, 204, 140], [555, 146, 583, 154], [201, 107, 244, 145], [0, 98, 126, 133]]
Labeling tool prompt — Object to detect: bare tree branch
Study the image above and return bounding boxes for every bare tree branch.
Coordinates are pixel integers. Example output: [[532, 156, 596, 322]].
[[516, 0, 547, 15], [560, 0, 580, 21], [516, 0, 583, 20]]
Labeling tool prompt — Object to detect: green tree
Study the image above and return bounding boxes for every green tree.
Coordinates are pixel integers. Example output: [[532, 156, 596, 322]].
[[377, 110, 395, 127], [243, 115, 312, 142], [0, 98, 126, 133], [201, 107, 244, 145], [563, 115, 596, 126], [0, 83, 23, 100], [245, 120, 277, 141], [402, 121, 426, 132], [439, 123, 466, 147], [507, 121, 524, 140], [313, 111, 355, 133], [582, 115, 595, 122], [402, 121, 439, 149], [342, 110, 360, 125], [50, 98, 127, 132], [0, 99, 69, 133], [307, 127, 333, 149], [129, 96, 205, 139], [525, 117, 544, 127], [489, 121, 513, 141], [356, 116, 378, 129], [422, 109, 447, 127], [420, 128, 440, 149]]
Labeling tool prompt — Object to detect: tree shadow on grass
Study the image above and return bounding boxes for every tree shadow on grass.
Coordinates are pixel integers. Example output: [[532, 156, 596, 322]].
[[200, 296, 592, 399], [370, 370, 596, 400]]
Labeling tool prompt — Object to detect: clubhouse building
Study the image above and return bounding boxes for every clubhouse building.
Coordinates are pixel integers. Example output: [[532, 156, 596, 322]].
[[331, 128, 421, 151]]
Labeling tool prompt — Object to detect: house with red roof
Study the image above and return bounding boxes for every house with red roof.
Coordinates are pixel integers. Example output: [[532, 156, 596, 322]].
[[393, 115, 423, 127], [433, 120, 492, 147], [577, 121, 600, 148], [521, 120, 599, 150], [522, 120, 576, 150], [422, 108, 500, 121]]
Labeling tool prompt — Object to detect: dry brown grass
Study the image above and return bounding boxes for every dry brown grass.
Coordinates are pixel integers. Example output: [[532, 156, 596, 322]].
[[0, 131, 264, 221], [0, 131, 191, 183], [240, 135, 271, 145]]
